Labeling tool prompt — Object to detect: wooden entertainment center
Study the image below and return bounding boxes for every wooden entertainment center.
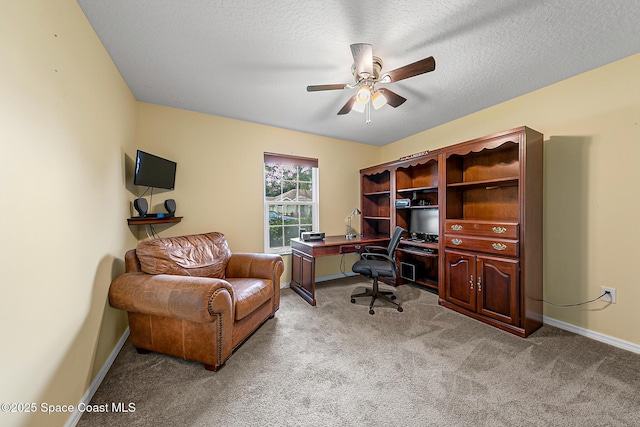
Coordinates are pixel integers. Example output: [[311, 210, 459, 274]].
[[360, 126, 543, 337]]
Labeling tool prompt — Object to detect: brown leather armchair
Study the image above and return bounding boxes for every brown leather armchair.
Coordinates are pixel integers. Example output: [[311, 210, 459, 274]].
[[109, 232, 284, 371]]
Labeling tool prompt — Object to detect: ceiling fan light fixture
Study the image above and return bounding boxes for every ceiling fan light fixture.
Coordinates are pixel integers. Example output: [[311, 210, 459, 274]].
[[352, 100, 366, 113], [307, 43, 435, 123], [371, 90, 387, 110], [356, 86, 371, 104]]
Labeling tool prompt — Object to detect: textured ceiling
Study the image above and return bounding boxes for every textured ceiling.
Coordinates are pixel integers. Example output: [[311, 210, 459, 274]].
[[77, 0, 640, 146]]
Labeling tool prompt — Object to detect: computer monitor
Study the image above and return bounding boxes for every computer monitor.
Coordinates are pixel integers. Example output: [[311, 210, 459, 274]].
[[409, 208, 439, 239]]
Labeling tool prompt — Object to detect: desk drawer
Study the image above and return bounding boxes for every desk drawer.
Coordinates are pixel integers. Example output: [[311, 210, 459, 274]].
[[445, 220, 519, 239], [444, 234, 519, 257], [340, 244, 364, 254]]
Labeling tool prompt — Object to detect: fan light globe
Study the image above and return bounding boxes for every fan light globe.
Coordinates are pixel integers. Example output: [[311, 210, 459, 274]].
[[356, 86, 371, 104], [352, 101, 366, 113], [371, 91, 387, 110]]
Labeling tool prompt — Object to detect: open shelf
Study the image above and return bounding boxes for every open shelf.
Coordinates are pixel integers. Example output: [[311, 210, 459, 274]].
[[414, 277, 438, 290], [398, 248, 438, 258], [127, 216, 182, 226], [400, 239, 438, 250], [397, 185, 438, 194], [363, 190, 391, 197], [401, 205, 439, 210], [446, 177, 519, 189], [361, 166, 392, 236]]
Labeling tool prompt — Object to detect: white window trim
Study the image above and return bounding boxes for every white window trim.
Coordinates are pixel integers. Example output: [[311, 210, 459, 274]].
[[263, 167, 319, 255]]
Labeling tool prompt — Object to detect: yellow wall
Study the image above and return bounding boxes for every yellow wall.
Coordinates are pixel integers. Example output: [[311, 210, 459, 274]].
[[1, 1, 136, 426], [135, 103, 381, 282], [2, 1, 638, 426], [382, 53, 640, 345]]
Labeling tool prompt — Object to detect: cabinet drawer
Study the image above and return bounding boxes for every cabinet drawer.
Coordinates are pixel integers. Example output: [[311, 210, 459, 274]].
[[445, 220, 519, 239], [340, 244, 364, 254], [445, 234, 519, 257]]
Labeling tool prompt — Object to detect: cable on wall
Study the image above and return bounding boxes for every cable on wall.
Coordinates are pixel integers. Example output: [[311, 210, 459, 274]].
[[543, 291, 612, 307]]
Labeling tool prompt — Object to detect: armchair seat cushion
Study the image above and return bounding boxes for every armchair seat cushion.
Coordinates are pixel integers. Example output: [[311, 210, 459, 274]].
[[229, 278, 273, 320]]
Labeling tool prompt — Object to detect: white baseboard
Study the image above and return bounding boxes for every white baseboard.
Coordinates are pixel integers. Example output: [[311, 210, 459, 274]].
[[543, 316, 640, 355], [281, 272, 357, 288], [316, 272, 357, 282], [65, 327, 130, 427]]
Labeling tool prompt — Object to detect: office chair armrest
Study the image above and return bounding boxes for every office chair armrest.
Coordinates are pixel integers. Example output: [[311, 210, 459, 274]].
[[361, 252, 394, 263], [363, 245, 388, 254]]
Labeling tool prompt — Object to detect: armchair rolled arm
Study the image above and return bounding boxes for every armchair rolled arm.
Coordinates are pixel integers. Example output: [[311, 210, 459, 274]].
[[109, 272, 235, 323], [226, 253, 284, 280]]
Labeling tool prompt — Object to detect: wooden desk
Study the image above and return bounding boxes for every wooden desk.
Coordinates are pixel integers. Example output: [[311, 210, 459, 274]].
[[290, 235, 389, 306]]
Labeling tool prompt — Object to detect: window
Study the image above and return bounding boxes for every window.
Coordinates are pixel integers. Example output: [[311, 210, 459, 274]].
[[264, 153, 318, 254]]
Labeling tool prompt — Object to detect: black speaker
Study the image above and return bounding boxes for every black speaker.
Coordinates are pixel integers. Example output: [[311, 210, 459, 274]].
[[164, 199, 176, 217], [133, 198, 148, 217]]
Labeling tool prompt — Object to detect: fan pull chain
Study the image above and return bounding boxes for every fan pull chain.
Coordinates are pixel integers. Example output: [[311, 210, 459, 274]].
[[365, 100, 371, 124]]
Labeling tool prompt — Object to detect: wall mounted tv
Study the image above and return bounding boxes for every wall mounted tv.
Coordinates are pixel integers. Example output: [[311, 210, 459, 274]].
[[134, 150, 177, 190]]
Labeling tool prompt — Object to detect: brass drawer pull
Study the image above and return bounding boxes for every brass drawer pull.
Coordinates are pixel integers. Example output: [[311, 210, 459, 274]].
[[492, 243, 507, 251], [451, 224, 463, 231], [492, 227, 507, 234], [469, 275, 474, 290], [452, 238, 463, 245], [477, 276, 482, 292]]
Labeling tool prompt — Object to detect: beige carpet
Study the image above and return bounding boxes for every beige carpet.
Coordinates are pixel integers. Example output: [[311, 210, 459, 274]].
[[78, 276, 640, 426]]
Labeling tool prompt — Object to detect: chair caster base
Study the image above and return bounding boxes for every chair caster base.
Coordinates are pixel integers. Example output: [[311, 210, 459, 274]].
[[350, 277, 403, 315], [351, 290, 403, 315]]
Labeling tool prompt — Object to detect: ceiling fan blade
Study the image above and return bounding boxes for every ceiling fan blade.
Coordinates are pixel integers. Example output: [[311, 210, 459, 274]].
[[378, 88, 407, 108], [337, 96, 356, 115], [350, 43, 373, 78], [385, 56, 436, 82], [307, 84, 347, 92]]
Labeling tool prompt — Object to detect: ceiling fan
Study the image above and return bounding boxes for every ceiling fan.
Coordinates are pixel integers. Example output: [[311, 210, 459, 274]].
[[307, 43, 436, 123]]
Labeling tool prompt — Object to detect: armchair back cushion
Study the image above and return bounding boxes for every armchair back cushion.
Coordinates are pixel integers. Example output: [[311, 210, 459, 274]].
[[136, 232, 232, 278]]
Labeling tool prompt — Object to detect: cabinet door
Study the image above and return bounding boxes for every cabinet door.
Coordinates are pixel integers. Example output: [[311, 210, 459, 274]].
[[292, 250, 314, 295], [291, 250, 302, 288], [291, 250, 316, 305], [476, 256, 519, 325], [300, 254, 314, 295], [444, 250, 476, 311]]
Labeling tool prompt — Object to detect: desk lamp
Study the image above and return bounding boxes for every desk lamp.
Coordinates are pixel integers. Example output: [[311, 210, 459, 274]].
[[346, 208, 361, 239]]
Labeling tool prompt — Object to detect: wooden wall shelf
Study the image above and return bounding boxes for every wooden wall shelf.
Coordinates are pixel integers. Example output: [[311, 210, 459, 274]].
[[127, 216, 182, 226]]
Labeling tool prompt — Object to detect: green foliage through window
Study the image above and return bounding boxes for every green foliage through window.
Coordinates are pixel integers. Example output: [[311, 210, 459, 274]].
[[264, 162, 317, 252]]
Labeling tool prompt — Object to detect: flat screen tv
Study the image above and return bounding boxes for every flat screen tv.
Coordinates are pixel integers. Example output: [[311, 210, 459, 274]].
[[134, 150, 177, 190], [409, 208, 439, 237]]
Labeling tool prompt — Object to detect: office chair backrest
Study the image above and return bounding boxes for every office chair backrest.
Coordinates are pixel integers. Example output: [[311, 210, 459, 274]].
[[386, 226, 407, 257]]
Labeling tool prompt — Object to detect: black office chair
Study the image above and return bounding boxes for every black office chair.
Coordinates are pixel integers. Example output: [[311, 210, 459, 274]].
[[350, 226, 407, 315]]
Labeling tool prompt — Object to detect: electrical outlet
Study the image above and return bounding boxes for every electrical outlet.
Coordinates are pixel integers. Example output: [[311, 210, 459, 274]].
[[600, 286, 617, 304]]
